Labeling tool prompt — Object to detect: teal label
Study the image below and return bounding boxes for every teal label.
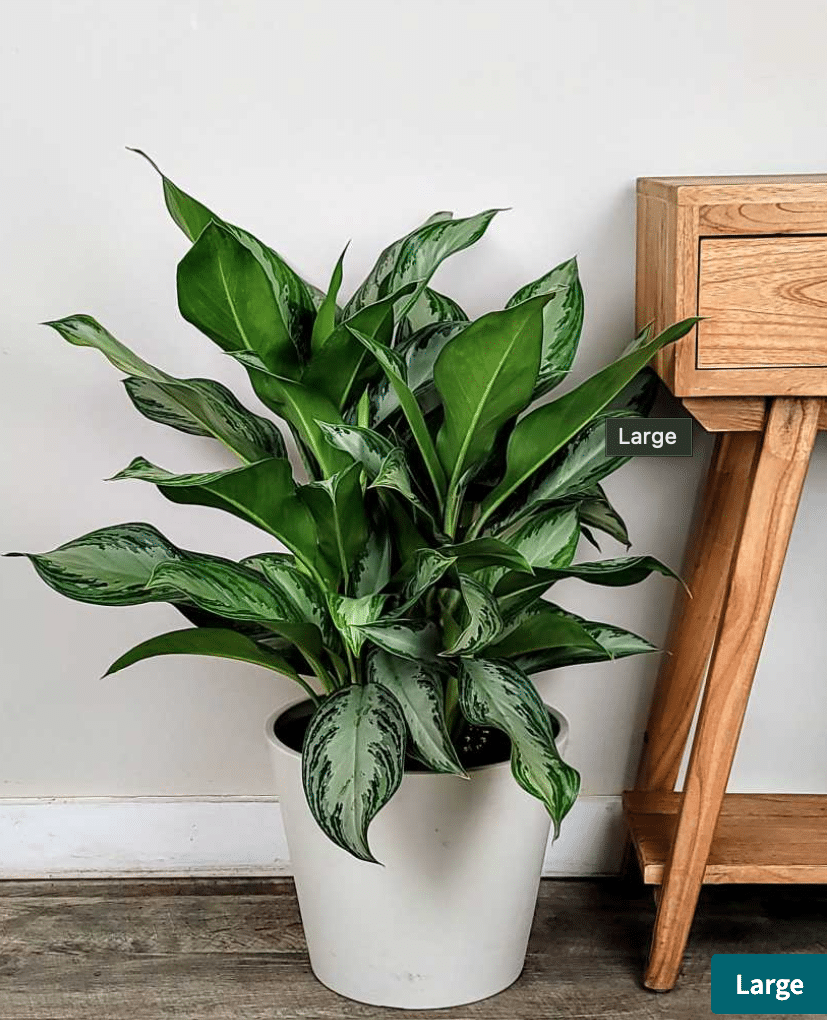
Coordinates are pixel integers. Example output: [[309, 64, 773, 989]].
[[604, 417, 692, 456], [711, 954, 827, 1014]]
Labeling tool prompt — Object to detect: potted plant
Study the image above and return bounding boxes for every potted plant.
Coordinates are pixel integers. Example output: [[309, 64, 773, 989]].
[[10, 154, 694, 1009]]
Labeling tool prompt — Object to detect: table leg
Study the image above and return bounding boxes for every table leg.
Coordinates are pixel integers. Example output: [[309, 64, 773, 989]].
[[643, 397, 821, 991], [635, 430, 763, 792]]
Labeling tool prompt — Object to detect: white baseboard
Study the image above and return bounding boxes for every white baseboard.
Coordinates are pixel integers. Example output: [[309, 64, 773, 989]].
[[0, 794, 625, 880]]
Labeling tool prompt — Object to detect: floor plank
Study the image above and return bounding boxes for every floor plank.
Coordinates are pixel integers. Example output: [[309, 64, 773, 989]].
[[0, 878, 824, 1019]]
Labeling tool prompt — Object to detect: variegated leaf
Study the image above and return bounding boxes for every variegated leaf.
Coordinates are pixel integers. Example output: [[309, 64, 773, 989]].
[[459, 658, 579, 835], [443, 538, 533, 575], [370, 321, 466, 426], [123, 376, 286, 460], [495, 556, 681, 606], [357, 619, 442, 662], [392, 548, 457, 616], [398, 287, 468, 343], [500, 507, 581, 570], [442, 573, 503, 656], [241, 553, 336, 646], [44, 316, 285, 464], [344, 210, 499, 319], [366, 648, 465, 775], [327, 592, 387, 656], [146, 557, 326, 664], [302, 685, 406, 862], [352, 530, 392, 598], [506, 256, 583, 398], [369, 448, 433, 521], [318, 422, 393, 476], [7, 523, 185, 606], [349, 327, 446, 500], [576, 485, 631, 547]]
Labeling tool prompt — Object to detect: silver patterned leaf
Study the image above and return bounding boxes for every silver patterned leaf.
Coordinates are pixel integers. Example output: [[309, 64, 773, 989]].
[[7, 523, 186, 606], [302, 685, 406, 862], [366, 648, 465, 776], [441, 573, 504, 656], [459, 658, 580, 835]]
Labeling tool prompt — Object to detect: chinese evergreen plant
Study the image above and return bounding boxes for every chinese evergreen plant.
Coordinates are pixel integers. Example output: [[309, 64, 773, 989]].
[[11, 154, 694, 861]]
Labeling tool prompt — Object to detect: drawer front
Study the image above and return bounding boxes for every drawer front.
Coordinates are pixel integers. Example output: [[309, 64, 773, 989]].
[[697, 235, 827, 369]]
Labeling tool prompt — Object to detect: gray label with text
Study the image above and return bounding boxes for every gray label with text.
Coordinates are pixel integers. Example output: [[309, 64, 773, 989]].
[[605, 417, 692, 457]]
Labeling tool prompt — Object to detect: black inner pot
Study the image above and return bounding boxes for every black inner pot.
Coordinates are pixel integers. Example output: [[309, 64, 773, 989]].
[[274, 699, 561, 772]]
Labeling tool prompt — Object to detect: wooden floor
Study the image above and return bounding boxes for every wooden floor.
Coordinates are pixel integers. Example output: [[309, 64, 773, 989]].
[[0, 878, 824, 1019]]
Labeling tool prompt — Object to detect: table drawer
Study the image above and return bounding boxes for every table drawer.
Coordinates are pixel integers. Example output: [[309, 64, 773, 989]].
[[697, 236, 827, 369]]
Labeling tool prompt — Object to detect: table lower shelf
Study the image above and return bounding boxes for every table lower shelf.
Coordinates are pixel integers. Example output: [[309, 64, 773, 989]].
[[623, 791, 827, 885]]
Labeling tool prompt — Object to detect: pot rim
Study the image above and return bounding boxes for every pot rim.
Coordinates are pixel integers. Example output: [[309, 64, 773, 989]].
[[265, 694, 570, 777]]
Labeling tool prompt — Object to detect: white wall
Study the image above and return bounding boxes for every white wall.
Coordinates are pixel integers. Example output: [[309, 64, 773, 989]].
[[0, 1, 825, 869]]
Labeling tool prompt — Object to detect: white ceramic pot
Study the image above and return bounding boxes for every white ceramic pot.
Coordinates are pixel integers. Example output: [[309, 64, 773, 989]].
[[265, 696, 569, 1010]]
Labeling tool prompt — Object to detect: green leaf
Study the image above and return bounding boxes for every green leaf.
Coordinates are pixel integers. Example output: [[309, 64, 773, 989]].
[[357, 619, 442, 662], [349, 327, 446, 500], [127, 148, 213, 242], [6, 523, 185, 606], [366, 649, 465, 775], [515, 616, 658, 674], [177, 220, 305, 377], [299, 464, 370, 586], [506, 256, 584, 398], [442, 573, 504, 656], [433, 295, 553, 514], [44, 316, 282, 464], [110, 456, 298, 545], [496, 556, 681, 605], [327, 592, 386, 656], [344, 209, 500, 318], [132, 149, 318, 353], [459, 658, 579, 835], [485, 602, 607, 660], [443, 538, 534, 575], [311, 246, 346, 353], [478, 318, 699, 529], [302, 685, 406, 862], [104, 626, 305, 686], [229, 351, 350, 477], [303, 285, 415, 410]]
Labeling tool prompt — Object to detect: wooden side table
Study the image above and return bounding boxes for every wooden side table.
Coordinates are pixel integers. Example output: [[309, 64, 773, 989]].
[[624, 175, 828, 991]]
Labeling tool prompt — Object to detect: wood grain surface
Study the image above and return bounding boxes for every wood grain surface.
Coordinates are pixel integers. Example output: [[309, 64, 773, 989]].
[[697, 236, 827, 369], [634, 430, 762, 792], [624, 791, 827, 885], [0, 878, 825, 1020], [642, 398, 822, 991]]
